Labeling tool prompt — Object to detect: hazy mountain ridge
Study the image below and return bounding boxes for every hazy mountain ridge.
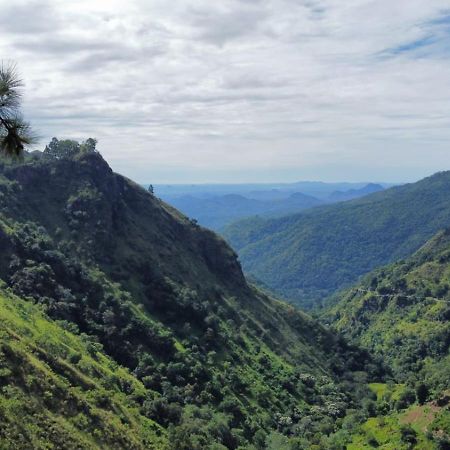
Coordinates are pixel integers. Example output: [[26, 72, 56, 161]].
[[328, 183, 384, 202], [224, 171, 450, 308], [154, 181, 384, 201], [157, 182, 387, 231], [165, 191, 322, 230]]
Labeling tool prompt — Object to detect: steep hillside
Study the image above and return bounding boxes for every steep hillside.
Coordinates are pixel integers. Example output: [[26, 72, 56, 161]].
[[166, 192, 322, 230], [224, 171, 450, 308], [0, 151, 377, 449], [324, 230, 450, 448], [325, 228, 450, 384], [0, 287, 167, 449]]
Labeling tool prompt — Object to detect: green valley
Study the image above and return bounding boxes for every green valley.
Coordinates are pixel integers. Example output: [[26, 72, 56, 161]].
[[0, 287, 167, 449], [224, 171, 450, 308]]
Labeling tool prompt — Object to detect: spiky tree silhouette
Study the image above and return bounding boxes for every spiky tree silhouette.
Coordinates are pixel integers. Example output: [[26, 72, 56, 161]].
[[0, 63, 35, 157]]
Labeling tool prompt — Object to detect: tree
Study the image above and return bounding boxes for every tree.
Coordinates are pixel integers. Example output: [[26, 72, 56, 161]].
[[44, 138, 80, 159], [0, 63, 35, 157], [416, 383, 429, 405], [80, 138, 97, 154], [395, 388, 416, 410], [400, 425, 417, 447], [44, 137, 98, 159]]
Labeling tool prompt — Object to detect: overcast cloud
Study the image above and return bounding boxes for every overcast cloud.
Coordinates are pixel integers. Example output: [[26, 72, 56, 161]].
[[1, 0, 450, 183]]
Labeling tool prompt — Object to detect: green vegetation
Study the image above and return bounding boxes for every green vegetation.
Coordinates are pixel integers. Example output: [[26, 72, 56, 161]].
[[0, 288, 166, 449], [224, 172, 450, 308], [0, 147, 381, 449], [325, 229, 450, 448], [1, 61, 446, 449], [0, 63, 35, 157], [345, 389, 450, 449], [2, 141, 448, 449]]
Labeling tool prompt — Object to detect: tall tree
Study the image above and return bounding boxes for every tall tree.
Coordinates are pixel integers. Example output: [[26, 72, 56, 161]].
[[0, 63, 35, 157]]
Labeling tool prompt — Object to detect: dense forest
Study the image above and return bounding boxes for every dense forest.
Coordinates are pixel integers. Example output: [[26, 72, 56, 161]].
[[0, 145, 387, 449], [224, 172, 450, 309]]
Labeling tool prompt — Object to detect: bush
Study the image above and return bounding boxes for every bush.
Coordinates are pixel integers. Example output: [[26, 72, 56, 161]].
[[400, 425, 417, 446], [395, 388, 416, 410], [142, 397, 182, 426]]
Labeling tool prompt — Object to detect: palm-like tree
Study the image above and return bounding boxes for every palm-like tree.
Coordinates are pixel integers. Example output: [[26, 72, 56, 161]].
[[0, 63, 35, 157]]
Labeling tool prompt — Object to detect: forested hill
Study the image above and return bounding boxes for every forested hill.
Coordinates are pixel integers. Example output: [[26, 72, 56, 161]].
[[323, 230, 450, 447], [223, 171, 450, 308], [0, 150, 377, 449], [325, 227, 450, 382]]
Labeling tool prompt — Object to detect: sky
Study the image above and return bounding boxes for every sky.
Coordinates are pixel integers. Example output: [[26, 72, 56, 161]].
[[1, 0, 450, 183]]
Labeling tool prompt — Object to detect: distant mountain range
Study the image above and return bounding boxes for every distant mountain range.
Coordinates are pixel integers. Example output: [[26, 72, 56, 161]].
[[223, 171, 450, 308], [153, 180, 389, 200], [164, 191, 322, 230], [328, 183, 384, 202], [155, 182, 386, 230]]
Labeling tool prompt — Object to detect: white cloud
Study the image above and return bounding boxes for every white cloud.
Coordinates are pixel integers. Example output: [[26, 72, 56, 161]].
[[1, 0, 450, 182]]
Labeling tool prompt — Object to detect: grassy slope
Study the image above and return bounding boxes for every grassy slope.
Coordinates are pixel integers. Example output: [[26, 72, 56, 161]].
[[325, 229, 450, 382], [346, 385, 450, 449], [223, 171, 450, 308], [324, 230, 450, 448], [0, 286, 166, 450]]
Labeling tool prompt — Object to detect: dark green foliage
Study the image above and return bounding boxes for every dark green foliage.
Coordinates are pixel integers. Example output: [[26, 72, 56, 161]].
[[326, 229, 450, 447], [43, 137, 98, 160], [224, 171, 450, 308], [326, 229, 450, 387], [416, 383, 429, 405], [0, 150, 379, 449], [142, 397, 182, 426], [0, 63, 35, 157], [395, 388, 416, 411], [400, 425, 417, 446]]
